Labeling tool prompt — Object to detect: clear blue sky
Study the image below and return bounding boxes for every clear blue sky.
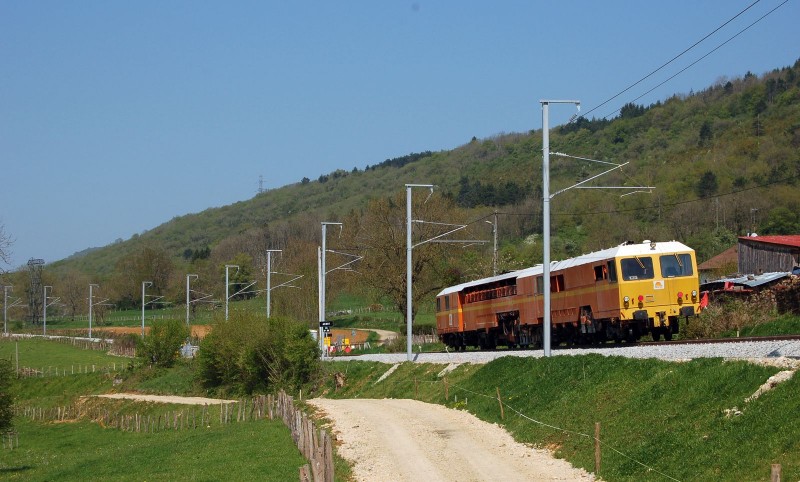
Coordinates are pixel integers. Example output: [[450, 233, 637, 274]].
[[1, 0, 798, 269]]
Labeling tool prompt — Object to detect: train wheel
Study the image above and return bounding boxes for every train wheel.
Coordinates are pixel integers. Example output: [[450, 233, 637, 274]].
[[663, 331, 673, 341], [651, 329, 661, 342]]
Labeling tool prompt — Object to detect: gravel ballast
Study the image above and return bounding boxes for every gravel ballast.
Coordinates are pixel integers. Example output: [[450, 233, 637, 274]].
[[330, 339, 800, 365]]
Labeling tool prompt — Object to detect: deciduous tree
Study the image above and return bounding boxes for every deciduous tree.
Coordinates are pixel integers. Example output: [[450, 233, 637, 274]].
[[344, 193, 470, 322], [0, 223, 11, 273], [110, 244, 174, 309], [61, 269, 89, 320]]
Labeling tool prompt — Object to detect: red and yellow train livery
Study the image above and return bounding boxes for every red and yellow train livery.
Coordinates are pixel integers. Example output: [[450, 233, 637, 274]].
[[436, 240, 701, 350]]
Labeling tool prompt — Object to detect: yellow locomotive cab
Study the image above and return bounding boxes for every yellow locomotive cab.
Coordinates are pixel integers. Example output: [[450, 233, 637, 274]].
[[615, 244, 700, 341]]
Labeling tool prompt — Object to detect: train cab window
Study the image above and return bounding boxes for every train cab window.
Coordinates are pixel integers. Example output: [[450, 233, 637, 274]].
[[607, 261, 618, 282], [660, 253, 694, 278], [550, 274, 565, 292], [436, 298, 441, 312], [594, 265, 608, 281], [535, 276, 543, 294], [620, 256, 654, 280], [444, 296, 450, 310]]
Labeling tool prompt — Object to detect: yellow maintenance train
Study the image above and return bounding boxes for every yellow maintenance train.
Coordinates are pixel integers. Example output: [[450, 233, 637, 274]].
[[436, 240, 701, 350]]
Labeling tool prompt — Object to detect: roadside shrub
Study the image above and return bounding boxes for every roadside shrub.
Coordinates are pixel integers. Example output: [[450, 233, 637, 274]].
[[685, 295, 776, 338], [197, 313, 319, 394], [137, 318, 190, 368], [384, 334, 407, 353]]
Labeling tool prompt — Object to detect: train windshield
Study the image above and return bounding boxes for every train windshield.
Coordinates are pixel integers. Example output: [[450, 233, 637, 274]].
[[660, 253, 694, 278], [620, 256, 654, 280]]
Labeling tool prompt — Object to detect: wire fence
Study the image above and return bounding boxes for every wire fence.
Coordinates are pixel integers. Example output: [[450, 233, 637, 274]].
[[58, 314, 171, 323], [13, 395, 270, 432], [2, 334, 138, 377], [408, 375, 682, 482], [16, 361, 139, 378], [6, 333, 137, 357]]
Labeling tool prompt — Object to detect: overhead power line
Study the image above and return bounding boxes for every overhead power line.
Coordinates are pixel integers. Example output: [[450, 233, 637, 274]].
[[579, 0, 788, 121], [581, 0, 761, 119], [601, 0, 790, 119]]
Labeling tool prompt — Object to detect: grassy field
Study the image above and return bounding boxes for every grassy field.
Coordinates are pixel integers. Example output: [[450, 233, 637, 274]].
[[0, 338, 129, 374], [0, 418, 306, 481], [5, 310, 800, 480], [318, 356, 799, 481], [0, 338, 311, 481]]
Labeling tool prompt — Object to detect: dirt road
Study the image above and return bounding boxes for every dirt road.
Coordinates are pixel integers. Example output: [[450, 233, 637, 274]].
[[309, 398, 595, 482]]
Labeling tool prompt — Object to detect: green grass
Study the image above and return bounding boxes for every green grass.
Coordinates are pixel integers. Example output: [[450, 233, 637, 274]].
[[0, 335, 338, 481], [0, 339, 129, 373], [125, 363, 201, 396], [6, 362, 323, 480], [23, 305, 215, 331], [727, 313, 800, 337], [0, 418, 307, 481], [318, 356, 799, 481]]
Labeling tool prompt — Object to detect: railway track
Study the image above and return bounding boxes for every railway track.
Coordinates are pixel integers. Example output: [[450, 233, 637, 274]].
[[336, 334, 800, 364], [550, 334, 800, 351], [633, 334, 800, 347], [446, 334, 800, 353]]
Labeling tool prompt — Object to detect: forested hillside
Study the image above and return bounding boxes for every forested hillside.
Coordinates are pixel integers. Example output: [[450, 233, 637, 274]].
[[38, 60, 799, 315]]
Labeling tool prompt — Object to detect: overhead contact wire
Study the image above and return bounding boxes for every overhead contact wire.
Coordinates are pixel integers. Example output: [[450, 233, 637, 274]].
[[581, 0, 762, 120], [602, 0, 790, 119]]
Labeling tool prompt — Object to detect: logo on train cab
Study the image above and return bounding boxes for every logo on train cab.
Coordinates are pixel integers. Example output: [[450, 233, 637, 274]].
[[653, 280, 665, 290]]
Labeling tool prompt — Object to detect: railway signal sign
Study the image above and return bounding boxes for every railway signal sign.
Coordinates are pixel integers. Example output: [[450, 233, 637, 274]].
[[319, 321, 332, 327]]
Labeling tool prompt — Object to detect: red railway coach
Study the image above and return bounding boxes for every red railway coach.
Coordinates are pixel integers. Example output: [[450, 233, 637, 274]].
[[436, 240, 701, 350]]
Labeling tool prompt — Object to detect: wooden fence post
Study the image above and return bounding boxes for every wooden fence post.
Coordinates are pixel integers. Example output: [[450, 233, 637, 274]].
[[444, 377, 449, 401], [496, 387, 504, 420], [771, 463, 781, 482], [595, 422, 601, 475], [323, 430, 334, 482], [268, 394, 274, 420], [299, 464, 312, 482]]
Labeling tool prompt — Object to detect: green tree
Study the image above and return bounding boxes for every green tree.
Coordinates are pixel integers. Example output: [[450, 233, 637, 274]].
[[698, 120, 713, 145], [696, 171, 718, 198], [619, 102, 645, 119], [762, 207, 800, 234], [137, 318, 190, 368], [198, 312, 318, 394], [223, 253, 255, 301]]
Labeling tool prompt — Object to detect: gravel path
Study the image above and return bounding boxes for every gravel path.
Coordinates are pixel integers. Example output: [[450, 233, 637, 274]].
[[332, 339, 800, 365], [309, 398, 595, 482], [370, 329, 398, 344], [96, 393, 237, 405]]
